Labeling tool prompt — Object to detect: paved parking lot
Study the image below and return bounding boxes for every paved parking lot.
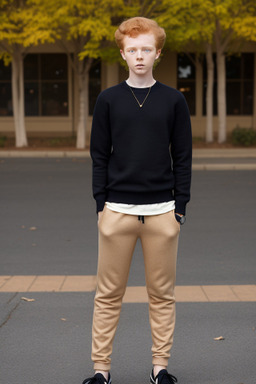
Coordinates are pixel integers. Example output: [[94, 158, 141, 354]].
[[0, 156, 256, 384]]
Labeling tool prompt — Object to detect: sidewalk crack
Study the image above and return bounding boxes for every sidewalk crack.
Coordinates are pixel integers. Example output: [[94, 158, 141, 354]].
[[0, 299, 20, 329]]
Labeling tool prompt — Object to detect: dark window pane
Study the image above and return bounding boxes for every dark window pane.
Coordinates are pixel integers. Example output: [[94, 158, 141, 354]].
[[24, 54, 39, 80], [226, 56, 241, 79], [42, 82, 68, 116], [89, 61, 101, 115], [41, 54, 68, 80], [227, 82, 241, 115], [0, 83, 12, 115], [242, 81, 253, 114], [243, 53, 254, 79], [25, 82, 39, 116], [177, 81, 195, 115], [178, 54, 195, 79], [0, 60, 11, 81]]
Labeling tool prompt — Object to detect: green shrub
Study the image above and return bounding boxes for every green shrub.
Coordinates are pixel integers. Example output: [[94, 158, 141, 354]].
[[231, 126, 256, 147], [0, 136, 7, 147]]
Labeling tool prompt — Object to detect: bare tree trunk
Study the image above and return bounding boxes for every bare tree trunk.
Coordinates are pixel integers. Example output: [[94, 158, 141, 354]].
[[215, 21, 227, 143], [12, 58, 20, 143], [12, 49, 28, 147], [206, 43, 214, 142], [76, 58, 93, 149], [19, 54, 27, 146]]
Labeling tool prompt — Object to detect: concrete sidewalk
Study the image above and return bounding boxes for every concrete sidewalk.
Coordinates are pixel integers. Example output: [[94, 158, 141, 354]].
[[192, 148, 256, 170], [1, 148, 256, 170], [0, 148, 256, 158], [1, 276, 256, 302]]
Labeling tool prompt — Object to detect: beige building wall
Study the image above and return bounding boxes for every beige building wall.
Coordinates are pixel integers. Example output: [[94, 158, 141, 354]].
[[0, 43, 256, 145]]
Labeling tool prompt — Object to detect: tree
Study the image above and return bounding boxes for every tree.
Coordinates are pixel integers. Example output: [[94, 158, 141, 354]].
[[213, 0, 256, 142], [157, 0, 216, 142], [32, 0, 123, 149], [158, 0, 256, 143], [0, 0, 56, 147]]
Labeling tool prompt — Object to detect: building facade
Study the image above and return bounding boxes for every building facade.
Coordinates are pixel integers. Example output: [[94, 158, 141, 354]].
[[1, 42, 256, 145]]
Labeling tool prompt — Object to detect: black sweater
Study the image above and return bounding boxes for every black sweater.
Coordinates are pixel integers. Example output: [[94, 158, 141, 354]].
[[90, 81, 192, 215]]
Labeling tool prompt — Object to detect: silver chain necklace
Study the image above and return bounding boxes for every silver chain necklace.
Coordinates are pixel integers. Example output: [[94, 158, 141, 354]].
[[128, 86, 152, 108]]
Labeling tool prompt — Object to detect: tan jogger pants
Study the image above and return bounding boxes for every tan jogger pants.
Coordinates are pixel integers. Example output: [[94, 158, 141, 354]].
[[92, 207, 180, 371]]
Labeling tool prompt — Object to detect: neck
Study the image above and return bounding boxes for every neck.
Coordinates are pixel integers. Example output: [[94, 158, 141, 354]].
[[126, 73, 156, 88]]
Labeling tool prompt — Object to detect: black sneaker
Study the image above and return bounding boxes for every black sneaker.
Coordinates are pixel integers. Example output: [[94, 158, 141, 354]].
[[150, 369, 177, 384], [82, 373, 111, 384]]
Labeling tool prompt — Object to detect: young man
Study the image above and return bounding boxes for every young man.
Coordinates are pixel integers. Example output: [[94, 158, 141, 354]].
[[83, 17, 192, 384]]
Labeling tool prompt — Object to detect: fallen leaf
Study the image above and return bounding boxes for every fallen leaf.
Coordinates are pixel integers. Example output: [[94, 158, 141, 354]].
[[21, 297, 35, 302], [214, 336, 225, 341], [61, 318, 67, 321], [21, 225, 25, 229], [29, 227, 37, 231]]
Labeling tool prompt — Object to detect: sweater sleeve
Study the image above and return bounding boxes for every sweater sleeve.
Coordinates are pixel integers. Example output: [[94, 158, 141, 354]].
[[90, 93, 112, 213], [170, 92, 192, 215]]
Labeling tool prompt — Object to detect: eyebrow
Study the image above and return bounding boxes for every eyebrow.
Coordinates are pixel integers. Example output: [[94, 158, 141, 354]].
[[125, 45, 154, 50]]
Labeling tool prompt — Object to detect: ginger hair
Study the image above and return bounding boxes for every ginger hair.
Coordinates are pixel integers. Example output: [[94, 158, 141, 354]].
[[115, 17, 166, 51]]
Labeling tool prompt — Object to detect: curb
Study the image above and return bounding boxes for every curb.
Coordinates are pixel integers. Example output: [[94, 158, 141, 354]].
[[0, 150, 90, 158], [1, 149, 256, 170], [192, 164, 256, 170], [1, 148, 256, 158], [192, 148, 256, 158]]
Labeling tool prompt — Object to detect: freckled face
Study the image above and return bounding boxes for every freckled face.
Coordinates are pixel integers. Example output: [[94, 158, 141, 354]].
[[120, 33, 161, 76]]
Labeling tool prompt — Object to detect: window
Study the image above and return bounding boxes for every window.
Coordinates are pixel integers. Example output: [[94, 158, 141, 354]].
[[0, 62, 12, 116], [24, 54, 68, 116], [89, 60, 101, 115], [1, 54, 101, 118], [0, 54, 68, 117], [226, 53, 254, 115], [177, 54, 196, 115], [203, 53, 254, 115]]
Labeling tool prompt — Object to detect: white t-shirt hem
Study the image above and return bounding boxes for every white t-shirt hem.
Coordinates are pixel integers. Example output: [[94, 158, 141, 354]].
[[105, 201, 175, 216]]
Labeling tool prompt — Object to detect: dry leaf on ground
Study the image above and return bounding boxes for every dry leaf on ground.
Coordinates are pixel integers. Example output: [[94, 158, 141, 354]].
[[21, 297, 35, 302], [214, 336, 225, 341]]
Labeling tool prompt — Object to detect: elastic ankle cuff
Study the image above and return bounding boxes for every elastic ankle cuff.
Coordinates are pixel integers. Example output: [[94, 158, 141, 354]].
[[152, 357, 168, 367], [93, 363, 111, 371]]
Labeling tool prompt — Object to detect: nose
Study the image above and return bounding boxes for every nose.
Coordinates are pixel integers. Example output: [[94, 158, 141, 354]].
[[136, 49, 143, 59]]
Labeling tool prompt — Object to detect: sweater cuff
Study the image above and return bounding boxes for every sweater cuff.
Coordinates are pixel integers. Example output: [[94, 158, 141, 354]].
[[96, 199, 105, 214], [175, 201, 186, 216]]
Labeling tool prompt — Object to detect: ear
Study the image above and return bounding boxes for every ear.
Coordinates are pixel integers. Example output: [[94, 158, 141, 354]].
[[155, 49, 161, 60], [120, 50, 126, 61]]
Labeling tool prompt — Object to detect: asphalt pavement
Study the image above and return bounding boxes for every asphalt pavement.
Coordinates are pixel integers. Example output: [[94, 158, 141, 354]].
[[0, 152, 256, 384]]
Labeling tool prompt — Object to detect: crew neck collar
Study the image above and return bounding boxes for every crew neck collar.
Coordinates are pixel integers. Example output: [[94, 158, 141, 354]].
[[124, 80, 159, 90]]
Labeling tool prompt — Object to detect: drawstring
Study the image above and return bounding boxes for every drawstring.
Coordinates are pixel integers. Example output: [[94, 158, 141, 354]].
[[138, 215, 145, 224]]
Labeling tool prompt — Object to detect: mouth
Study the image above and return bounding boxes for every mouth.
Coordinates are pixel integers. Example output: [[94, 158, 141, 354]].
[[136, 64, 145, 68]]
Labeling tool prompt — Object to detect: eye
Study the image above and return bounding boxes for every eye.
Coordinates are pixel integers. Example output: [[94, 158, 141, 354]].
[[144, 48, 151, 53], [128, 49, 135, 54]]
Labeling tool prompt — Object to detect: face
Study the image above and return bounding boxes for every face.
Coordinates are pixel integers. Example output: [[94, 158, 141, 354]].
[[120, 33, 161, 77]]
